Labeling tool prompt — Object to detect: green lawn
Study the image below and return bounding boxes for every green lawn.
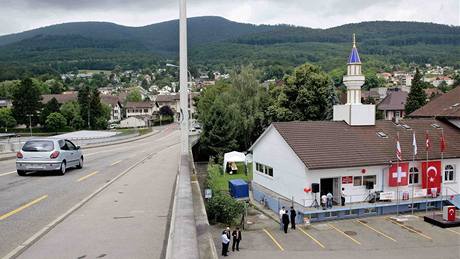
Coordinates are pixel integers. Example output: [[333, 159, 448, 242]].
[[207, 163, 252, 192]]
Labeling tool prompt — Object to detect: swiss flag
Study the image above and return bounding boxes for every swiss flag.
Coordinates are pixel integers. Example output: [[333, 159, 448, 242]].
[[389, 162, 409, 187], [422, 161, 442, 194]]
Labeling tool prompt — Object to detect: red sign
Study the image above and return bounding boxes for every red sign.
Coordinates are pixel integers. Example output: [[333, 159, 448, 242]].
[[389, 163, 409, 187], [422, 161, 442, 194], [342, 176, 353, 184], [448, 207, 456, 221]]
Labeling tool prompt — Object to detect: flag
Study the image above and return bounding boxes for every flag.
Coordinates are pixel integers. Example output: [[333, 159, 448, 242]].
[[412, 132, 417, 156], [396, 135, 402, 161], [389, 163, 409, 187], [440, 131, 446, 153], [425, 131, 431, 151], [422, 161, 442, 194]]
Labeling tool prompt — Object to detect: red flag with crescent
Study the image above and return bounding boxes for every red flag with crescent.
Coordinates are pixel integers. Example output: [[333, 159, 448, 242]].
[[422, 161, 442, 194]]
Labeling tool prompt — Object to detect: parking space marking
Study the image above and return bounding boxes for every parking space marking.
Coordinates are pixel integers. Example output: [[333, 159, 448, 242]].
[[0, 171, 15, 177], [111, 160, 122, 166], [446, 228, 460, 236], [0, 195, 48, 221], [262, 228, 284, 251], [356, 220, 397, 242], [328, 223, 361, 245], [385, 217, 432, 240], [298, 227, 326, 248], [77, 171, 99, 182]]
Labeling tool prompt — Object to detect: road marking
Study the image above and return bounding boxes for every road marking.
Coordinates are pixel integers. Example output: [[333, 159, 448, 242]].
[[328, 223, 362, 245], [262, 228, 284, 251], [357, 220, 397, 242], [298, 227, 326, 248], [0, 195, 48, 221], [0, 171, 15, 177], [446, 228, 460, 236], [386, 217, 432, 240], [77, 171, 99, 182], [111, 160, 122, 166]]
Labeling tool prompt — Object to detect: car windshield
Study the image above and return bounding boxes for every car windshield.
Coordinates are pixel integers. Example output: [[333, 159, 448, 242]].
[[22, 140, 54, 152]]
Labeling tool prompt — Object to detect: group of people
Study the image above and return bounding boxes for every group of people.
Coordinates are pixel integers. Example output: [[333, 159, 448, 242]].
[[321, 188, 347, 209], [278, 206, 297, 233], [221, 226, 242, 256]]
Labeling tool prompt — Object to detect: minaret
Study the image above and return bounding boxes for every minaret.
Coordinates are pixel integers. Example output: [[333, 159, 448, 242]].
[[333, 34, 375, 126]]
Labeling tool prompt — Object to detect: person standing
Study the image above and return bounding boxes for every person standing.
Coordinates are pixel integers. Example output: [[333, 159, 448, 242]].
[[221, 230, 230, 256], [326, 192, 333, 209], [225, 226, 231, 239], [279, 206, 286, 230], [289, 206, 297, 229], [341, 187, 346, 206], [282, 211, 290, 233], [321, 194, 327, 210], [232, 227, 242, 251]]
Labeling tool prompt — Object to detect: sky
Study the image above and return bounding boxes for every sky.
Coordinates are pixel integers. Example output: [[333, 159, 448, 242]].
[[0, 0, 459, 35]]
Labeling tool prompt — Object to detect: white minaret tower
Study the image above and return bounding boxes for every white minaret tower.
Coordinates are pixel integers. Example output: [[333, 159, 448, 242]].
[[333, 34, 375, 126]]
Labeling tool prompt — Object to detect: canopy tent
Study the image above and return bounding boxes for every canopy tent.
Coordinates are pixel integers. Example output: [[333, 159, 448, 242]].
[[223, 151, 247, 173]]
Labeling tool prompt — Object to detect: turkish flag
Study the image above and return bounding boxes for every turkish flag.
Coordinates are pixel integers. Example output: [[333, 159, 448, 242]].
[[422, 161, 442, 194], [389, 163, 409, 187]]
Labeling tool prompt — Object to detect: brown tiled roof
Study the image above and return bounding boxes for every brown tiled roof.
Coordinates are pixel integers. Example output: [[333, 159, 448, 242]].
[[410, 87, 460, 118], [100, 95, 120, 107], [125, 101, 154, 109], [156, 94, 180, 102], [269, 119, 460, 169], [377, 91, 408, 111], [42, 92, 120, 107]]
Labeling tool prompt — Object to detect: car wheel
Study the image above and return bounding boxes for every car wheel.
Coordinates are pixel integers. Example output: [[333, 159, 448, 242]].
[[76, 157, 83, 169], [58, 161, 66, 175], [17, 170, 27, 176]]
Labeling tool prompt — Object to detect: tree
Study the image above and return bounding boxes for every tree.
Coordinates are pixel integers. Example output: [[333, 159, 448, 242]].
[[45, 112, 67, 133], [405, 68, 427, 114], [438, 81, 451, 93], [159, 105, 174, 117], [12, 78, 42, 126], [61, 101, 84, 130], [126, 89, 142, 102], [78, 85, 91, 128], [45, 79, 65, 94], [269, 63, 337, 121], [363, 73, 385, 90], [40, 98, 61, 125], [0, 108, 16, 131]]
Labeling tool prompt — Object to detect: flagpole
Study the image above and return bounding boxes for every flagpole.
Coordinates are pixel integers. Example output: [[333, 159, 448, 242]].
[[440, 128, 444, 216], [396, 132, 400, 217], [411, 132, 416, 215], [425, 130, 429, 214]]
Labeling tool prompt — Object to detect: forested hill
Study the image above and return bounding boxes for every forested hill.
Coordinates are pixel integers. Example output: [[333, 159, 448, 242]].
[[0, 16, 458, 80]]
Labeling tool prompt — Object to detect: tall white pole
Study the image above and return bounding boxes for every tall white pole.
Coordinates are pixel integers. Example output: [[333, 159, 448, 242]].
[[179, 0, 189, 154]]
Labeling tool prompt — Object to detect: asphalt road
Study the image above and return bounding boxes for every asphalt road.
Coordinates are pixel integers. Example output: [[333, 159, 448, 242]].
[[0, 124, 179, 258]]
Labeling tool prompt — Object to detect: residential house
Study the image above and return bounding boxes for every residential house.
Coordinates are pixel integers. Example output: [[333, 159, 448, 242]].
[[377, 91, 408, 121], [125, 101, 155, 118]]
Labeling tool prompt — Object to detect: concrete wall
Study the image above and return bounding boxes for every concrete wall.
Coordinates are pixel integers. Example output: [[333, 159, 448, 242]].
[[120, 117, 147, 128], [252, 127, 308, 206]]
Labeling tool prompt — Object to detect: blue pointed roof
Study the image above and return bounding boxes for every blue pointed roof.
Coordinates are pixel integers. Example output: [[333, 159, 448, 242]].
[[348, 33, 361, 64]]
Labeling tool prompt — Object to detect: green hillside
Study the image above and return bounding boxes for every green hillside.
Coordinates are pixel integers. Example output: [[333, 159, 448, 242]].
[[0, 16, 458, 80]]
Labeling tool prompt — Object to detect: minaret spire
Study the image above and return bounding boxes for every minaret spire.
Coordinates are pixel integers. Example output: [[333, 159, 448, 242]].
[[352, 33, 356, 48]]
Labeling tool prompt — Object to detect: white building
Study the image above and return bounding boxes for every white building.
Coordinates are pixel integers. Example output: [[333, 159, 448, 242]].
[[125, 101, 155, 118], [119, 116, 149, 128], [250, 35, 460, 216]]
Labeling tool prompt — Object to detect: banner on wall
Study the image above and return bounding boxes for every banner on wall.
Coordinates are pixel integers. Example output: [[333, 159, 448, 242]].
[[388, 162, 409, 187], [422, 161, 442, 195]]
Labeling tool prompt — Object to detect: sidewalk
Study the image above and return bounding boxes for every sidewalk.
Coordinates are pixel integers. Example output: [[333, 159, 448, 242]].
[[15, 140, 180, 259]]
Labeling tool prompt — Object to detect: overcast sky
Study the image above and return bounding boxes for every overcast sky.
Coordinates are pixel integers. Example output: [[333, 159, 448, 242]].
[[0, 0, 459, 36]]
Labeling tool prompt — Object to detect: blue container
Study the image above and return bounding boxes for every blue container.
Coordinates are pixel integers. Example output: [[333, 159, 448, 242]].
[[229, 179, 249, 199]]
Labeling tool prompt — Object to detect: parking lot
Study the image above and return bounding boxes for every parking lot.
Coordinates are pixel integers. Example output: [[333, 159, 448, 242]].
[[212, 209, 460, 259]]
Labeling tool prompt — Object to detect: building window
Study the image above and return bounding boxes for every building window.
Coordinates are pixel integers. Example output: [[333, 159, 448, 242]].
[[353, 176, 362, 186], [255, 162, 273, 178], [444, 165, 455, 182], [144, 109, 148, 113], [395, 111, 401, 118], [363, 175, 376, 186], [409, 167, 419, 185]]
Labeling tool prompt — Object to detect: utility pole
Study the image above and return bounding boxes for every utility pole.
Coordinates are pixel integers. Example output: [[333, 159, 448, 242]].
[[27, 114, 32, 137], [179, 0, 189, 154]]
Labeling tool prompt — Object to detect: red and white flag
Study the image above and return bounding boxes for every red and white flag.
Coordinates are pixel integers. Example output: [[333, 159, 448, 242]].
[[440, 131, 446, 153], [422, 161, 442, 194], [389, 163, 409, 186], [425, 131, 431, 151], [396, 134, 402, 161]]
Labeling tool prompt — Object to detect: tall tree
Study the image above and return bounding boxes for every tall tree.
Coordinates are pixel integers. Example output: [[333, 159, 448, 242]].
[[0, 108, 16, 131], [40, 97, 61, 125], [126, 89, 143, 102], [78, 85, 91, 128], [45, 112, 67, 134], [60, 101, 84, 130], [405, 68, 427, 114], [89, 87, 103, 129], [12, 78, 42, 126]]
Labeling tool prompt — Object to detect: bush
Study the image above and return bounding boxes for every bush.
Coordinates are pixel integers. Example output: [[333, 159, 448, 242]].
[[206, 192, 245, 225], [45, 112, 67, 133]]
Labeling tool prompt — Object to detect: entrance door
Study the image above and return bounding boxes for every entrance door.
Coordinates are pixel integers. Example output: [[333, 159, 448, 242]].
[[320, 178, 340, 204]]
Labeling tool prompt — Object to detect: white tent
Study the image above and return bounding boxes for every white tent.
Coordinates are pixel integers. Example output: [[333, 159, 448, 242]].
[[223, 151, 246, 173]]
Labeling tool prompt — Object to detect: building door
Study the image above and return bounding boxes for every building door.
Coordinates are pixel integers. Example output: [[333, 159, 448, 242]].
[[320, 178, 333, 197]]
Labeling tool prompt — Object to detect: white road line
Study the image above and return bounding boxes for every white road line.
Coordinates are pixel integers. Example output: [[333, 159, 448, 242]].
[[0, 171, 15, 177]]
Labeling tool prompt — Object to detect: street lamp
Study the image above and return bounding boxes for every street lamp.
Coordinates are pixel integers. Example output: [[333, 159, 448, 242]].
[[26, 114, 33, 137], [179, 0, 189, 154]]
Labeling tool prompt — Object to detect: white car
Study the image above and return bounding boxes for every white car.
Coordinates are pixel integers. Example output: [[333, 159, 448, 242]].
[[16, 138, 84, 176]]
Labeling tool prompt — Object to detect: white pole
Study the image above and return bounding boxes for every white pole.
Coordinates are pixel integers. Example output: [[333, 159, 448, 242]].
[[179, 0, 189, 154]]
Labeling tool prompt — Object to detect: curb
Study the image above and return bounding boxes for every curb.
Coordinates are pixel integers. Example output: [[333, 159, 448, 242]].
[[0, 130, 158, 162], [1, 146, 167, 259]]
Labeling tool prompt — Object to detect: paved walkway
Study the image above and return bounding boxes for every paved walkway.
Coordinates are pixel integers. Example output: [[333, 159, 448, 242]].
[[17, 135, 180, 259]]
